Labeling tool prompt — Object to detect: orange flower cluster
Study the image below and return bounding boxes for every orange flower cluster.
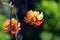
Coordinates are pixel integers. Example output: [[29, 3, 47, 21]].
[[3, 18, 21, 34], [24, 10, 44, 26]]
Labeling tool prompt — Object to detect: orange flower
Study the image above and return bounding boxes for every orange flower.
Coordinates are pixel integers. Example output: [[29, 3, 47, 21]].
[[3, 18, 21, 34], [24, 10, 44, 26]]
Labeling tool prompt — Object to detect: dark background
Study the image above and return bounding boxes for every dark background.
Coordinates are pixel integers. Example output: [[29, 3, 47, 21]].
[[8, 0, 60, 40], [10, 0, 42, 40]]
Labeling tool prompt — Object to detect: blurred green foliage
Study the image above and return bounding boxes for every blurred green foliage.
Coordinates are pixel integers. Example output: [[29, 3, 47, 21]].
[[39, 31, 60, 40], [0, 5, 18, 18], [3, 0, 9, 3], [2, 5, 11, 18], [0, 0, 60, 40], [35, 0, 60, 31], [0, 0, 18, 18], [0, 0, 18, 40], [0, 14, 11, 40], [40, 31, 53, 40], [0, 14, 7, 27], [34, 0, 60, 40], [54, 35, 60, 40]]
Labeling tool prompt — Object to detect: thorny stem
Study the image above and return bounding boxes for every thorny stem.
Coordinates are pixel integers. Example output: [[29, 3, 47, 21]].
[[0, 1, 23, 40], [12, 5, 18, 40], [9, 2, 18, 40]]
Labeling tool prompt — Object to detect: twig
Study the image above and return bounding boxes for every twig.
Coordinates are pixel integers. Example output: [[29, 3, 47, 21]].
[[0, 1, 18, 40]]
